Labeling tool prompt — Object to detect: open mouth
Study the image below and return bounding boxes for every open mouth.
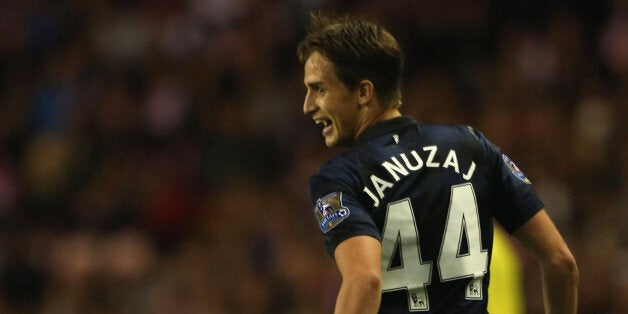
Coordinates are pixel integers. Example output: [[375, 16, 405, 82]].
[[315, 119, 332, 136]]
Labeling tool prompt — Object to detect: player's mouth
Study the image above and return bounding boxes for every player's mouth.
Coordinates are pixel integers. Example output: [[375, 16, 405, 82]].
[[315, 119, 333, 136]]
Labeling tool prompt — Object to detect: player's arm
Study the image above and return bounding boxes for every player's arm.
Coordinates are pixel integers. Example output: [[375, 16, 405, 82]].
[[333, 235, 382, 314], [512, 209, 579, 314]]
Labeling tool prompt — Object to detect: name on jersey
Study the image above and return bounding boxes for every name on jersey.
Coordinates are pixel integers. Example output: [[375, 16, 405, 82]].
[[363, 145, 476, 207]]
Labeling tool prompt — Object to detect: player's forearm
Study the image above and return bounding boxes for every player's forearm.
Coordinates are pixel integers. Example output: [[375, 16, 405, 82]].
[[334, 276, 381, 314], [541, 253, 579, 314]]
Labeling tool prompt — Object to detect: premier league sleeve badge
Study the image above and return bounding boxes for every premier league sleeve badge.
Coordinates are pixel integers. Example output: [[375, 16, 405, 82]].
[[501, 154, 531, 184], [314, 191, 350, 233]]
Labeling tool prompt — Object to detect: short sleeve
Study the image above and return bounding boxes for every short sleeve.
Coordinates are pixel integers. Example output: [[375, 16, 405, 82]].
[[308, 174, 381, 257], [469, 128, 544, 233], [490, 152, 544, 233]]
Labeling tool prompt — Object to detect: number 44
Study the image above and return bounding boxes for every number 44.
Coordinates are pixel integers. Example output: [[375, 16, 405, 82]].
[[381, 183, 488, 311]]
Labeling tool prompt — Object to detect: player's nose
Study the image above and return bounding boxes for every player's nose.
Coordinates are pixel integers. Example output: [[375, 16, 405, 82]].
[[303, 92, 316, 116]]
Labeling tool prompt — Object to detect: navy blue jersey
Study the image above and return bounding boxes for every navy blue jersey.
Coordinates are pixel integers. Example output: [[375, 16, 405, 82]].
[[308, 116, 543, 313]]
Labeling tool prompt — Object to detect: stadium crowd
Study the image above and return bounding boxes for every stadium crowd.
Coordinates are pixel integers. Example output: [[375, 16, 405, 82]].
[[0, 0, 626, 313]]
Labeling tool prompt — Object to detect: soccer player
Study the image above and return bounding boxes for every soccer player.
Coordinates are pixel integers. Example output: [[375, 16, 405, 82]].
[[297, 12, 578, 313]]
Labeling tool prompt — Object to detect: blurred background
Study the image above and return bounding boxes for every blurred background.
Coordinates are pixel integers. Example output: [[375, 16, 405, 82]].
[[0, 0, 626, 313]]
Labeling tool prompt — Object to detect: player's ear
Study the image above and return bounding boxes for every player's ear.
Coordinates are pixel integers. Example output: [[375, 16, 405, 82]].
[[357, 79, 374, 106]]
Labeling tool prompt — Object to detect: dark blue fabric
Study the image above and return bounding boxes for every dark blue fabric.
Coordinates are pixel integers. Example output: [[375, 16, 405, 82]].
[[307, 116, 543, 313]]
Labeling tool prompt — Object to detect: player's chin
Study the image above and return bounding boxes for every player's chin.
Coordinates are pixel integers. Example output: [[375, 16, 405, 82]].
[[324, 134, 340, 148], [324, 137, 336, 148]]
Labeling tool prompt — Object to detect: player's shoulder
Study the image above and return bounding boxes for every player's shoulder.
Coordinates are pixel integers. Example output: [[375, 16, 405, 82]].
[[307, 151, 363, 203], [418, 124, 502, 163], [308, 149, 359, 182], [420, 123, 484, 141]]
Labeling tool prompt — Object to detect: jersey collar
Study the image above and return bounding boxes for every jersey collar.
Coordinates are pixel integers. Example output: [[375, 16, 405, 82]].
[[355, 116, 418, 145]]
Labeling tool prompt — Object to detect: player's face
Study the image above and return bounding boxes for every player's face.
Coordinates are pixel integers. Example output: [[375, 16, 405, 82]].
[[303, 51, 361, 148]]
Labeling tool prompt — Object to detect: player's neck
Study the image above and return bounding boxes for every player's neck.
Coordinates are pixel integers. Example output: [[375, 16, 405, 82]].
[[354, 107, 401, 141], [368, 107, 402, 127], [377, 108, 402, 122]]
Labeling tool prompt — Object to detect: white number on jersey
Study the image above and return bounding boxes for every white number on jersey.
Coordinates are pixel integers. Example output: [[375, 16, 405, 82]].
[[381, 183, 488, 311], [381, 198, 432, 311]]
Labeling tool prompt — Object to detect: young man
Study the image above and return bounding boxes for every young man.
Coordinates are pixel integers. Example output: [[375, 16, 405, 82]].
[[297, 12, 578, 313]]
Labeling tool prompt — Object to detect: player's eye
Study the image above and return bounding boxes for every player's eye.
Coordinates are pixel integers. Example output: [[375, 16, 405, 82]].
[[305, 84, 324, 96]]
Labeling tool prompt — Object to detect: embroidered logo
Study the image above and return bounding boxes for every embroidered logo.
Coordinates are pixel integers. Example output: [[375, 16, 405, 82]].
[[501, 154, 531, 184], [314, 192, 350, 233]]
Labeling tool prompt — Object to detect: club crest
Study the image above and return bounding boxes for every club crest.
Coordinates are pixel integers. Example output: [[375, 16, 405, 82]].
[[501, 154, 531, 184], [314, 191, 350, 233]]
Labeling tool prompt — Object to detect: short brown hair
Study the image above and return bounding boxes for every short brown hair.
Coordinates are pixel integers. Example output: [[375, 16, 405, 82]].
[[297, 12, 404, 108]]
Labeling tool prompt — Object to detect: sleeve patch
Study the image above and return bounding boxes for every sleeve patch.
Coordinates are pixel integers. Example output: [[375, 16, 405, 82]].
[[314, 191, 350, 233], [501, 154, 531, 184]]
